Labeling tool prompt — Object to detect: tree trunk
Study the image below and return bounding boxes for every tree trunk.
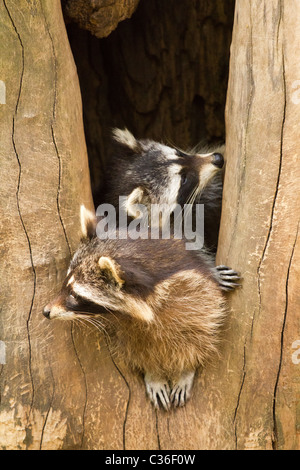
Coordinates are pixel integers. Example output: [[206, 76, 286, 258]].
[[217, 0, 300, 450], [1, 0, 299, 451], [0, 0, 93, 449]]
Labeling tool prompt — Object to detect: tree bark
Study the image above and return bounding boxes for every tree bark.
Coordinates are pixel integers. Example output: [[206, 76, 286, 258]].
[[66, 0, 235, 200], [1, 0, 299, 451], [62, 0, 140, 39], [217, 0, 300, 450], [0, 0, 93, 449]]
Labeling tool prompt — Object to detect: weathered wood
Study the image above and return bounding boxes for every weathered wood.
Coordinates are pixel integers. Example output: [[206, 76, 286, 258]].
[[1, 0, 299, 451], [0, 0, 93, 449], [217, 0, 300, 450], [63, 0, 140, 39], [66, 0, 235, 199]]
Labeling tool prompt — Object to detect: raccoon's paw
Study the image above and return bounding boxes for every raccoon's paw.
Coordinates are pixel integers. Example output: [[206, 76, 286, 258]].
[[213, 265, 241, 292], [170, 371, 195, 408], [144, 373, 171, 411]]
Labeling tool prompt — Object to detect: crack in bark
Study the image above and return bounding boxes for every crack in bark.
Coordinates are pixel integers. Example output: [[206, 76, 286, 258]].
[[233, 344, 246, 449], [41, 2, 71, 257], [71, 323, 88, 449], [104, 334, 131, 450], [40, 3, 82, 449], [255, 3, 287, 449], [229, 3, 254, 449], [231, 3, 287, 449], [272, 222, 299, 450], [3, 0, 36, 424], [225, 1, 254, 262], [39, 361, 55, 450], [256, 56, 286, 341]]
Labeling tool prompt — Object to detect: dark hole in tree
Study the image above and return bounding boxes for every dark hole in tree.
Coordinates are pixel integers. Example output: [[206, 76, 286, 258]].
[[64, 0, 235, 206]]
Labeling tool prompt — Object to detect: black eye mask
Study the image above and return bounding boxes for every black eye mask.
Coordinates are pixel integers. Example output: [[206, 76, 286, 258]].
[[176, 173, 199, 206], [65, 294, 110, 315]]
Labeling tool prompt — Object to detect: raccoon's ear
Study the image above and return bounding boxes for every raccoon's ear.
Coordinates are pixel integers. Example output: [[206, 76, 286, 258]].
[[98, 256, 125, 287], [126, 187, 145, 218], [112, 128, 141, 156], [80, 205, 97, 240]]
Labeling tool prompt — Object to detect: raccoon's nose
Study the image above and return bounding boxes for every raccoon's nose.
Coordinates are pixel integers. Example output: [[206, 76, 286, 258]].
[[212, 153, 224, 168], [43, 306, 51, 320]]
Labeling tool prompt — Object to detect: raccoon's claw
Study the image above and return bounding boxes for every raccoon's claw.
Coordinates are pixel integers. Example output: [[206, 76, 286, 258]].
[[213, 265, 242, 291], [170, 371, 195, 408], [144, 374, 171, 411]]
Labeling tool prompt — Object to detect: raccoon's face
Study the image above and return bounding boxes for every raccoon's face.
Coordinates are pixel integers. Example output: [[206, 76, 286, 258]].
[[111, 128, 224, 217], [43, 207, 155, 323]]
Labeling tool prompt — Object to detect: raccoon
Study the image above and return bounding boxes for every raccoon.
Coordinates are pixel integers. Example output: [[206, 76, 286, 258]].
[[43, 207, 238, 410], [100, 129, 238, 292], [101, 128, 224, 253]]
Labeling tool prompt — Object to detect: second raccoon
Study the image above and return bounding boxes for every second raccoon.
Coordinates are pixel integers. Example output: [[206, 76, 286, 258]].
[[101, 128, 224, 252]]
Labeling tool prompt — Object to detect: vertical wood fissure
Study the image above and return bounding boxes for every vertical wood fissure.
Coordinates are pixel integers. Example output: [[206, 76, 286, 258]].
[[272, 222, 299, 449], [104, 335, 131, 450], [229, 2, 254, 448], [39, 361, 55, 450], [3, 0, 36, 422], [41, 1, 72, 257], [70, 324, 88, 448], [233, 345, 246, 449]]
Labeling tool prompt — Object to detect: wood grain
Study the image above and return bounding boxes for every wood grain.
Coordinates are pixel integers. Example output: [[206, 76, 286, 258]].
[[217, 0, 300, 450], [0, 0, 299, 450], [66, 0, 235, 199]]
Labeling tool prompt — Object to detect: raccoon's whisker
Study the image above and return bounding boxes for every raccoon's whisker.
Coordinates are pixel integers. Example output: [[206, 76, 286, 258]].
[[191, 182, 202, 207], [165, 137, 182, 152], [74, 308, 120, 329], [186, 184, 198, 205], [173, 204, 184, 231], [74, 318, 93, 334], [186, 184, 199, 208], [85, 318, 109, 338], [93, 309, 122, 329], [81, 317, 102, 331], [89, 317, 113, 336], [173, 183, 197, 228], [79, 314, 107, 332], [183, 184, 199, 221]]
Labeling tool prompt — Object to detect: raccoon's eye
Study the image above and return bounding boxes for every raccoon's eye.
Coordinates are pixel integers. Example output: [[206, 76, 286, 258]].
[[66, 294, 79, 309], [181, 173, 188, 186]]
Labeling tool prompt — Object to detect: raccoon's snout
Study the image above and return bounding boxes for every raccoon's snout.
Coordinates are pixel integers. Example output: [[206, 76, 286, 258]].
[[212, 153, 224, 169], [43, 306, 51, 320]]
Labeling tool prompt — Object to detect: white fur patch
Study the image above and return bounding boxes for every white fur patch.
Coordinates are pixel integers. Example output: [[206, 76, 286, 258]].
[[163, 163, 182, 207], [80, 205, 96, 238], [126, 298, 154, 323], [158, 143, 180, 160], [67, 275, 75, 286], [50, 306, 75, 320], [197, 152, 214, 158], [126, 187, 144, 218], [72, 282, 117, 312], [72, 282, 154, 323], [72, 283, 99, 304], [199, 165, 218, 191], [113, 128, 138, 151]]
